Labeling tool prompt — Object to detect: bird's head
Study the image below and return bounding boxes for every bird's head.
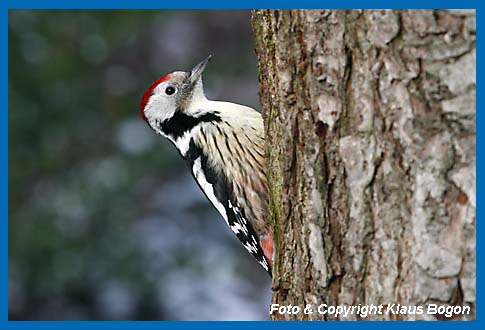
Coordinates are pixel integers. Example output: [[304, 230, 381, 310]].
[[140, 55, 212, 123]]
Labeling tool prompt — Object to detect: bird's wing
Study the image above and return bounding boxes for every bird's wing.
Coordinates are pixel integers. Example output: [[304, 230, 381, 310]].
[[190, 150, 272, 276]]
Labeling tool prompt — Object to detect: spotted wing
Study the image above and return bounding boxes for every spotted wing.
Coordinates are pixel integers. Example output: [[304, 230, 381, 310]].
[[189, 149, 271, 276]]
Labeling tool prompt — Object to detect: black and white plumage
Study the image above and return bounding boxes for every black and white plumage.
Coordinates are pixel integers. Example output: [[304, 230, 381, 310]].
[[140, 56, 272, 276]]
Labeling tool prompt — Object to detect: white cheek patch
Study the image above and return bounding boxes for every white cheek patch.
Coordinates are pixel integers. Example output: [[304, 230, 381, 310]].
[[192, 157, 229, 226], [145, 95, 176, 123]]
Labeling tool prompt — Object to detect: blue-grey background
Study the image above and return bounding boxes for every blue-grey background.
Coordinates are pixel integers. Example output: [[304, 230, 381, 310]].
[[8, 10, 271, 320]]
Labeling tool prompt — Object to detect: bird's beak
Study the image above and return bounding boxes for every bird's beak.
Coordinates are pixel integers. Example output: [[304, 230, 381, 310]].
[[189, 55, 212, 84]]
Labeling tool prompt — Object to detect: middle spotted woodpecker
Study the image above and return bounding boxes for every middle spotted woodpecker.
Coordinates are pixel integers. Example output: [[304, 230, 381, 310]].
[[140, 55, 273, 276]]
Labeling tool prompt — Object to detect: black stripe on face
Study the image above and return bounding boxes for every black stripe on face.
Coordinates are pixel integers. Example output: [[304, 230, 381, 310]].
[[160, 111, 222, 139]]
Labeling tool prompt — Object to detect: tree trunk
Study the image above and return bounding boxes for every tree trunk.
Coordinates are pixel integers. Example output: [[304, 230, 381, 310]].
[[252, 9, 475, 320]]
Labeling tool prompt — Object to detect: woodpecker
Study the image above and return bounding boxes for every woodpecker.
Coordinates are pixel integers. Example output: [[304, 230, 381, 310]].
[[140, 55, 272, 276]]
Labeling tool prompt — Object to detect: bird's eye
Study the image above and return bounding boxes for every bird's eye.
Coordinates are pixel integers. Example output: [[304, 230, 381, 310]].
[[165, 86, 176, 95]]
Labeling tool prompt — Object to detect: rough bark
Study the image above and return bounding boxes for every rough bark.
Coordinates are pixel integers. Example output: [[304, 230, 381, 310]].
[[252, 9, 475, 320]]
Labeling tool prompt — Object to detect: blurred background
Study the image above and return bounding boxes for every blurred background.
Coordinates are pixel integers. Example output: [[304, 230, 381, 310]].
[[8, 10, 271, 320]]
